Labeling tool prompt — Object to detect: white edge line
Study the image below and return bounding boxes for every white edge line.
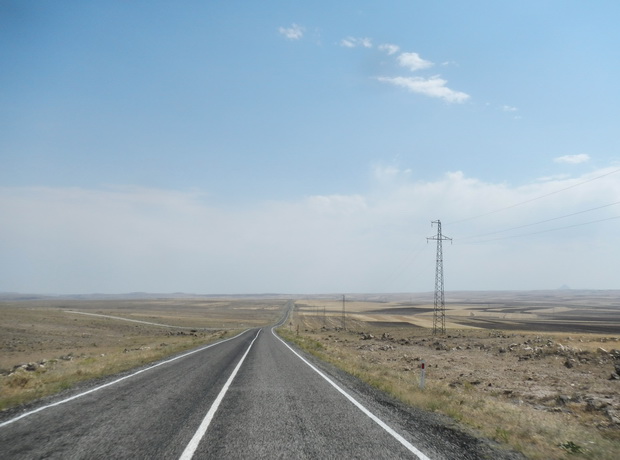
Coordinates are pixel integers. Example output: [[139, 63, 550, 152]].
[[0, 329, 253, 429], [179, 329, 261, 460], [271, 327, 431, 460]]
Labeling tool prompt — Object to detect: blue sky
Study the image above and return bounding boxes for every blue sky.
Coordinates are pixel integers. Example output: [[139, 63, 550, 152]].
[[1, 1, 619, 294]]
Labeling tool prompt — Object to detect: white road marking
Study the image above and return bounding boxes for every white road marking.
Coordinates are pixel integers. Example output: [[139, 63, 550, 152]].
[[0, 330, 251, 429], [179, 329, 261, 460], [271, 327, 431, 460]]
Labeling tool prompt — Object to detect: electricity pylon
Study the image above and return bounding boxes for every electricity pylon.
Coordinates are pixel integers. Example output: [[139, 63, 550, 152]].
[[427, 220, 451, 335]]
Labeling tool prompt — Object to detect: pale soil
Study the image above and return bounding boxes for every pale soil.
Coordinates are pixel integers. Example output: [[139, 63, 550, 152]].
[[0, 297, 288, 410], [316, 325, 620, 429], [0, 297, 286, 371], [2, 292, 618, 457], [293, 291, 620, 457]]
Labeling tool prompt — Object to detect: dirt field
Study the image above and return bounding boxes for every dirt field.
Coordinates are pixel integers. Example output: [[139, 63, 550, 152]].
[[2, 290, 618, 457], [305, 290, 620, 334], [291, 290, 620, 459], [0, 296, 288, 410]]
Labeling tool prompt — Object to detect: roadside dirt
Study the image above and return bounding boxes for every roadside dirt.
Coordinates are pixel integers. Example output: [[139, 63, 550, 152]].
[[294, 290, 620, 435], [289, 314, 620, 458], [344, 328, 620, 429], [0, 298, 287, 411]]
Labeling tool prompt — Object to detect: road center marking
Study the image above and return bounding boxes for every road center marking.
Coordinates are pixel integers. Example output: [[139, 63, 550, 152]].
[[179, 329, 261, 460], [271, 327, 431, 460]]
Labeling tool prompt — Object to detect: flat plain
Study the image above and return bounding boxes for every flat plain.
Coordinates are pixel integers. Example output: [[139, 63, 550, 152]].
[[0, 296, 287, 410], [2, 290, 619, 459], [289, 290, 620, 459]]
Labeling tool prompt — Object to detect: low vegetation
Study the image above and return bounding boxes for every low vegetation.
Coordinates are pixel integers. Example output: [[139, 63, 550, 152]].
[[278, 299, 620, 460], [3, 293, 619, 459], [1, 331, 228, 411], [0, 297, 286, 411]]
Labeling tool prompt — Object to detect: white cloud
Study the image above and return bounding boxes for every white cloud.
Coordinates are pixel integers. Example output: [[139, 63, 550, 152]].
[[554, 154, 591, 164], [278, 23, 304, 40], [340, 36, 372, 48], [306, 194, 367, 215], [502, 105, 518, 112], [536, 173, 571, 182], [377, 75, 470, 103], [372, 164, 412, 185], [397, 52, 434, 71], [338, 39, 467, 104], [2, 166, 617, 294], [378, 43, 400, 55]]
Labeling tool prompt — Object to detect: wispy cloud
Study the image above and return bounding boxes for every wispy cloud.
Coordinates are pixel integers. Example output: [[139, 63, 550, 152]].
[[377, 76, 470, 103], [378, 43, 400, 55], [339, 35, 469, 104], [397, 52, 434, 71], [340, 36, 372, 48], [2, 166, 618, 293], [502, 105, 518, 112], [554, 154, 591, 164], [278, 23, 304, 40]]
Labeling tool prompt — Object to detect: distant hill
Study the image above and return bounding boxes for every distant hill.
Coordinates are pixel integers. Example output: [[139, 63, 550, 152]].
[[1, 289, 618, 303], [0, 292, 297, 301]]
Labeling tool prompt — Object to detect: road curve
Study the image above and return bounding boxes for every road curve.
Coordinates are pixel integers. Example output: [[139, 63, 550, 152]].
[[0, 324, 522, 459]]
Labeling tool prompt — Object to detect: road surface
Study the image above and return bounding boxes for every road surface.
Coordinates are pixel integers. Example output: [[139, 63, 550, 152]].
[[0, 319, 521, 459]]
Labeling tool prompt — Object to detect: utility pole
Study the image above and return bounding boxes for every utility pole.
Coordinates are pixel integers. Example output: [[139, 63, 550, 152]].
[[342, 295, 346, 330], [427, 220, 452, 335]]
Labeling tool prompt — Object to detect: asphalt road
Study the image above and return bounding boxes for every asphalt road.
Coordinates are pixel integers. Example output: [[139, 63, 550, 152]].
[[0, 319, 522, 459]]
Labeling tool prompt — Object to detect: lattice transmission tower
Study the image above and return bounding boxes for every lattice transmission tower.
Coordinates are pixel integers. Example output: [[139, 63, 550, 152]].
[[427, 220, 452, 335]]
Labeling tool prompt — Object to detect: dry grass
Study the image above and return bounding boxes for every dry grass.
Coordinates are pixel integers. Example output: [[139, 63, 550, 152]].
[[279, 299, 620, 460], [0, 298, 287, 411], [1, 331, 227, 410]]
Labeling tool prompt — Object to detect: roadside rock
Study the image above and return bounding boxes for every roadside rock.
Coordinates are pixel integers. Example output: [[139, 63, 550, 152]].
[[605, 407, 620, 425], [557, 394, 572, 405], [585, 397, 611, 412], [564, 359, 576, 368]]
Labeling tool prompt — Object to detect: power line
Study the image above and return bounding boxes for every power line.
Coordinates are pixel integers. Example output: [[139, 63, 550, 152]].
[[380, 240, 430, 289], [447, 167, 620, 226], [461, 215, 620, 245], [456, 200, 620, 242]]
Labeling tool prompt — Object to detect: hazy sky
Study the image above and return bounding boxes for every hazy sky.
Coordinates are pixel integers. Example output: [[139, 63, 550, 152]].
[[1, 1, 619, 294]]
